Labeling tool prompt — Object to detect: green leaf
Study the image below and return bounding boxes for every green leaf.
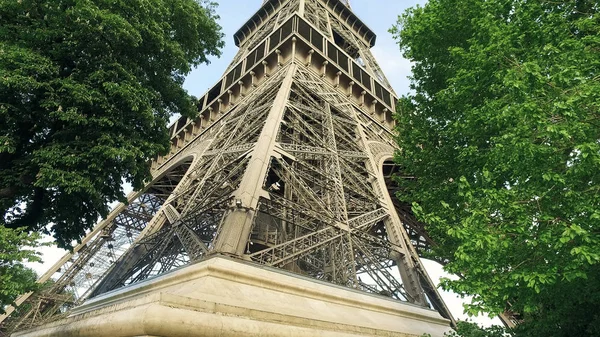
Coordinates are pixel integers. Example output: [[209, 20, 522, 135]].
[[0, 0, 224, 247], [392, 0, 600, 334]]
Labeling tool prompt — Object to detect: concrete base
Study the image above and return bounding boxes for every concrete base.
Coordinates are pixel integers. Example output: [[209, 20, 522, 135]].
[[14, 257, 452, 337]]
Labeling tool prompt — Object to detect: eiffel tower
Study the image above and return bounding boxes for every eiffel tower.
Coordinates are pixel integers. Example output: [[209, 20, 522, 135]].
[[1, 1, 455, 336]]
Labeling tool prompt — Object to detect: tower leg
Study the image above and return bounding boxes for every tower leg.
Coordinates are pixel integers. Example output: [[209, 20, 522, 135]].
[[213, 66, 297, 256]]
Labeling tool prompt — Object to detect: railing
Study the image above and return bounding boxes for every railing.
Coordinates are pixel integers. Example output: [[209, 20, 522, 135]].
[[162, 14, 397, 172]]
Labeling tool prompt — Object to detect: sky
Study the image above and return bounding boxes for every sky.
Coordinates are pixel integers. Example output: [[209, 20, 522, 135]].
[[29, 0, 500, 327]]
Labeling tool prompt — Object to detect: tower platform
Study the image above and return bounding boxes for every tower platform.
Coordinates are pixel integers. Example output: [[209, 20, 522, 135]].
[[13, 257, 451, 337]]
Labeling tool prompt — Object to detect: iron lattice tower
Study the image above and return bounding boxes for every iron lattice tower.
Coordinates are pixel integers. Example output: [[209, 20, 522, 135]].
[[0, 0, 454, 334]]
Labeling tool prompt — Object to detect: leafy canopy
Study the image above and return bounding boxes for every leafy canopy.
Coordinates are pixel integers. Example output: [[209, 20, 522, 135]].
[[392, 0, 600, 335], [0, 0, 223, 247], [422, 321, 507, 337], [0, 226, 43, 314], [445, 321, 507, 337]]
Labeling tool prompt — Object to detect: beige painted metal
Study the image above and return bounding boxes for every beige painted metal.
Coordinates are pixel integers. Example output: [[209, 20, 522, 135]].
[[1, 0, 457, 334], [13, 257, 452, 337], [212, 65, 296, 255]]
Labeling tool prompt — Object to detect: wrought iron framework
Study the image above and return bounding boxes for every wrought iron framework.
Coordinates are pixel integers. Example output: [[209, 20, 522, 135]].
[[0, 1, 455, 335]]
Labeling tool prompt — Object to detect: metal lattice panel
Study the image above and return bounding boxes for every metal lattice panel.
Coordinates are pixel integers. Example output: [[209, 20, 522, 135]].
[[0, 1, 455, 335]]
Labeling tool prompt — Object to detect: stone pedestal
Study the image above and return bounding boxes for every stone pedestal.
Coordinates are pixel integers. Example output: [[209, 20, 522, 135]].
[[14, 257, 452, 337]]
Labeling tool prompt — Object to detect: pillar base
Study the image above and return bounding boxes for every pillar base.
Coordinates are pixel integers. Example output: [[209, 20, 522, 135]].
[[14, 256, 452, 337]]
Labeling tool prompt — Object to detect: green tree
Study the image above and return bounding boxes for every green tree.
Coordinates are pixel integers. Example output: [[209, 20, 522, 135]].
[[0, 0, 223, 248], [391, 0, 600, 335], [0, 226, 43, 314], [445, 321, 507, 337]]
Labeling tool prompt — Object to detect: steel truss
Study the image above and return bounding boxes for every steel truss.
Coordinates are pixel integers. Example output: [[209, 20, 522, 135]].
[[1, 1, 455, 335], [0, 179, 174, 333]]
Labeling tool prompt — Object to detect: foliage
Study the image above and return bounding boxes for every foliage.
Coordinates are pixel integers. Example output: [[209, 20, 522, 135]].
[[445, 321, 507, 337], [0, 226, 43, 314], [0, 0, 223, 247], [391, 0, 600, 335]]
